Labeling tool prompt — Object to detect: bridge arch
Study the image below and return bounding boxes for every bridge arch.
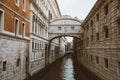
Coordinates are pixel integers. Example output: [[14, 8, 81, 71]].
[[45, 34, 83, 65]]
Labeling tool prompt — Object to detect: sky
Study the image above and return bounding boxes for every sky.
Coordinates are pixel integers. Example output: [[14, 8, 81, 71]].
[[57, 0, 97, 42], [57, 0, 97, 20]]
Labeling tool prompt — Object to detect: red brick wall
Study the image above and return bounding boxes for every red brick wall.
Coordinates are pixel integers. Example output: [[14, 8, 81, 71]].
[[0, 0, 30, 37]]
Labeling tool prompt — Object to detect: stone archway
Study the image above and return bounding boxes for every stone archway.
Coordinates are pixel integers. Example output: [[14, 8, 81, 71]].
[[45, 34, 82, 65]]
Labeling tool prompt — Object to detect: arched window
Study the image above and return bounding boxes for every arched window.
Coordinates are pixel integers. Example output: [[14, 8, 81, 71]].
[[104, 26, 109, 38]]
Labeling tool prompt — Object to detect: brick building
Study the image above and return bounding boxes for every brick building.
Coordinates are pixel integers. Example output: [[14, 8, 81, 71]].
[[77, 0, 120, 80], [0, 0, 30, 80]]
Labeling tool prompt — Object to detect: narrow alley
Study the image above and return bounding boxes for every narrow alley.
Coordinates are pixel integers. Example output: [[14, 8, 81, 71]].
[[30, 54, 101, 80]]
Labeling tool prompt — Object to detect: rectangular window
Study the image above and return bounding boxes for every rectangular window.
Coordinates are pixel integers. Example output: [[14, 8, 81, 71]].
[[97, 33, 99, 40], [119, 26, 120, 35], [96, 56, 99, 64], [22, 0, 26, 11], [58, 27, 61, 30], [91, 55, 93, 61], [104, 58, 108, 68], [35, 43, 37, 49], [15, 0, 19, 6], [0, 10, 4, 31], [71, 26, 74, 30], [91, 20, 93, 26], [0, 11, 2, 31], [17, 59, 20, 67], [15, 18, 19, 36], [32, 41, 34, 49], [118, 61, 120, 74], [96, 13, 99, 21], [49, 11, 52, 20], [104, 4, 108, 15], [91, 35, 93, 41], [3, 61, 7, 71], [22, 23, 25, 37]]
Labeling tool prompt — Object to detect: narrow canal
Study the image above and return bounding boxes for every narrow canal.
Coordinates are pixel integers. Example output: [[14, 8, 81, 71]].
[[30, 54, 101, 80]]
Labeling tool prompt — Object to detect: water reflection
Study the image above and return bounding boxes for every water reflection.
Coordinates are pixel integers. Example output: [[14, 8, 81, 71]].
[[39, 54, 100, 80], [61, 56, 75, 80]]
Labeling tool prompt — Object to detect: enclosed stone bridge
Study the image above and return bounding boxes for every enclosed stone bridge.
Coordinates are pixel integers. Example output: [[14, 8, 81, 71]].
[[45, 15, 83, 65], [49, 15, 83, 41]]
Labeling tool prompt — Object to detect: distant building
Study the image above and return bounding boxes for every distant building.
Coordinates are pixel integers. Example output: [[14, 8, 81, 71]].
[[0, 0, 30, 80], [77, 0, 120, 80]]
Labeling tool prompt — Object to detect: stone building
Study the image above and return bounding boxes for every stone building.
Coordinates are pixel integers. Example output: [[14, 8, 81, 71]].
[[0, 0, 30, 80], [29, 0, 61, 76], [77, 0, 120, 80]]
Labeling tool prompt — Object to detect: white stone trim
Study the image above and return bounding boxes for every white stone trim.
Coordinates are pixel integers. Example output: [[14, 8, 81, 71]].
[[1, 31, 30, 40], [22, 0, 26, 12], [3, 31, 15, 36], [0, 8, 4, 32], [15, 0, 20, 7]]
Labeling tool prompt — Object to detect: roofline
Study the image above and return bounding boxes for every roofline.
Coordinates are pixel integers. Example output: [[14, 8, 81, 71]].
[[50, 18, 82, 23], [55, 0, 61, 16], [81, 0, 107, 27]]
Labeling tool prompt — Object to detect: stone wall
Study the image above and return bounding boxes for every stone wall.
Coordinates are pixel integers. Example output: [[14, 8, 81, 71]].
[[0, 35, 29, 80], [77, 0, 120, 80]]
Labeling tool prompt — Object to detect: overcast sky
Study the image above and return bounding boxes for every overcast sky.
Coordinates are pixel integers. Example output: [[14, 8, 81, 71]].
[[57, 0, 97, 20], [57, 0, 97, 42], [56, 0, 97, 42]]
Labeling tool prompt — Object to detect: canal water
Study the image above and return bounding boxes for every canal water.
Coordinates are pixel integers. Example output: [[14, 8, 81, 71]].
[[32, 54, 101, 80]]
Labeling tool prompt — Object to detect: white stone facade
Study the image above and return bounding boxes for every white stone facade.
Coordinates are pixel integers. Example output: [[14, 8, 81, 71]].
[[29, 0, 61, 75]]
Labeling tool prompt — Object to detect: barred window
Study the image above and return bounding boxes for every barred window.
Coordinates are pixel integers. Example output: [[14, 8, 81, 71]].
[[17, 59, 20, 67], [3, 61, 7, 71], [104, 4, 109, 15], [104, 26, 109, 38], [96, 56, 99, 64], [96, 33, 99, 40], [104, 58, 108, 68], [71, 26, 75, 30], [96, 13, 99, 21], [58, 27, 61, 30], [118, 61, 120, 74]]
